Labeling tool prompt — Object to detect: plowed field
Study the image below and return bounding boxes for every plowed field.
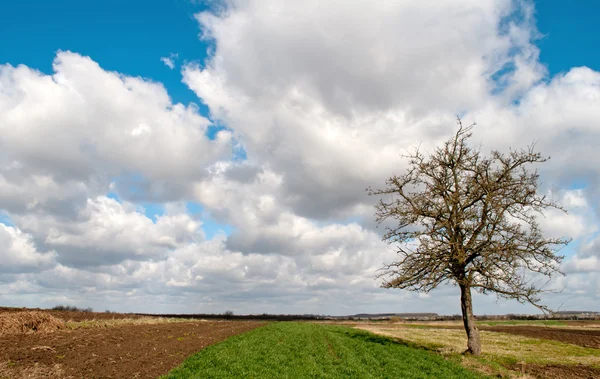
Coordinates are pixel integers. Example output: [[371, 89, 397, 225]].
[[0, 311, 264, 379], [483, 325, 600, 349]]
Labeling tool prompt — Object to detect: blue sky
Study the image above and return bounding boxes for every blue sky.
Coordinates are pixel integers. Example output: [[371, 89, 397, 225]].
[[0, 0, 211, 106], [536, 0, 600, 75], [1, 1, 599, 315], [2, 0, 599, 97]]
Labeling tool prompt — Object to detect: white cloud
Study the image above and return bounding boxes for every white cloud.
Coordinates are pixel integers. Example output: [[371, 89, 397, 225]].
[[564, 256, 600, 273], [537, 189, 597, 241], [160, 53, 178, 69], [0, 51, 232, 206], [192, 0, 536, 115], [0, 224, 56, 273], [13, 196, 204, 267], [182, 0, 548, 221]]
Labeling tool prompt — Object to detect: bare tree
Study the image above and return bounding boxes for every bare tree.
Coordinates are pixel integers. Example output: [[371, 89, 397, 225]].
[[368, 118, 569, 355]]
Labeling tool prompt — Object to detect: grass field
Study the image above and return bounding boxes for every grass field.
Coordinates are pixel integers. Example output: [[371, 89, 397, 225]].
[[359, 324, 600, 364], [162, 322, 487, 378], [358, 323, 600, 377]]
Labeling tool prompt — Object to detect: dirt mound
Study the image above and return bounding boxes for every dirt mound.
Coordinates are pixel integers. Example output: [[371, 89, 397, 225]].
[[0, 311, 66, 335]]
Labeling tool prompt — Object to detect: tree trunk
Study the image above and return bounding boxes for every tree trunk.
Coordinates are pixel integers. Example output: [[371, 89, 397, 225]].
[[459, 283, 481, 355]]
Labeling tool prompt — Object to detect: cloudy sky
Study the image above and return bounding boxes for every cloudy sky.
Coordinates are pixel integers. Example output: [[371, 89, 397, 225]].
[[0, 0, 599, 315]]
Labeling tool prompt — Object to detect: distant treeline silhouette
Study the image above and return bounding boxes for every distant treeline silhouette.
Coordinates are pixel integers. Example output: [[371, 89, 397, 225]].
[[133, 312, 599, 321], [52, 305, 94, 312], [135, 312, 459, 321], [134, 313, 331, 321]]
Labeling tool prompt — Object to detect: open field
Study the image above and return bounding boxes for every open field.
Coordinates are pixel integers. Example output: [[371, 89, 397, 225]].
[[480, 325, 600, 349], [162, 322, 487, 378], [357, 322, 600, 378], [476, 320, 568, 327], [379, 320, 600, 349], [0, 309, 264, 379], [2, 307, 600, 378]]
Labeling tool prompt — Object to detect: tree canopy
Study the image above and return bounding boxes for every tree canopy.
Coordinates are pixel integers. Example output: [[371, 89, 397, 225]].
[[368, 119, 569, 354]]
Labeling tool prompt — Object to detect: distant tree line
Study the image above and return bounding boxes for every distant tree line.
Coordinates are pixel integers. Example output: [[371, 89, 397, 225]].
[[52, 305, 93, 312], [135, 312, 334, 321], [47, 306, 598, 321]]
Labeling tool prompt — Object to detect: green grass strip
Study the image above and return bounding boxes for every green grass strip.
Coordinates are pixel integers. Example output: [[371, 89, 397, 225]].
[[161, 322, 488, 379]]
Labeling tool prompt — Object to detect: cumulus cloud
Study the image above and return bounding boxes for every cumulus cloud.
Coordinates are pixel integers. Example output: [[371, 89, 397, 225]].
[[182, 0, 548, 221], [192, 0, 539, 115], [1, 0, 600, 314], [160, 53, 178, 69], [0, 51, 232, 206], [13, 196, 203, 267], [0, 224, 56, 273]]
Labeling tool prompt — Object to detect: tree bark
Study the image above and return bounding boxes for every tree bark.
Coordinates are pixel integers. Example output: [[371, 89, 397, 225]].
[[460, 283, 481, 355]]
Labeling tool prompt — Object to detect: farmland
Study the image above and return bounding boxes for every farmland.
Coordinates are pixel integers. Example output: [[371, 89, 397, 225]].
[[0, 308, 263, 378], [161, 322, 485, 379], [1, 308, 600, 378], [357, 320, 600, 378]]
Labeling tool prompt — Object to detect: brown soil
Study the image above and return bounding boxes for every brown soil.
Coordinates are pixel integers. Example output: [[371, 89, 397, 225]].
[[512, 362, 600, 379], [482, 325, 600, 350], [565, 320, 600, 328], [0, 319, 264, 379]]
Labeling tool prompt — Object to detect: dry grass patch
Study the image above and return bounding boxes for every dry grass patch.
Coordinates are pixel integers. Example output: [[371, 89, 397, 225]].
[[65, 316, 207, 330], [0, 311, 65, 335], [357, 325, 600, 367], [0, 311, 204, 335], [357, 324, 600, 378]]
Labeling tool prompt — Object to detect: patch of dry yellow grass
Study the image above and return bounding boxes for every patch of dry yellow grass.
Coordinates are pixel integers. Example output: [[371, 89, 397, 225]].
[[356, 324, 600, 367], [65, 316, 207, 330]]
